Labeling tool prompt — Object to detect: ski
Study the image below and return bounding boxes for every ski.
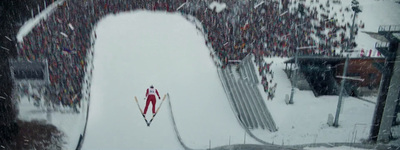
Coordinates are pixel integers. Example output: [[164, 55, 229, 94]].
[[147, 93, 168, 126], [135, 96, 148, 125]]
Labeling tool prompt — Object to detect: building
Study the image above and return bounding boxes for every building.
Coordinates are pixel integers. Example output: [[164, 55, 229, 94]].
[[284, 56, 384, 97]]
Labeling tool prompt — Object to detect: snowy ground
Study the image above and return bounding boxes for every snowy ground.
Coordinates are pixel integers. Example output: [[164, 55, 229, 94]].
[[250, 57, 375, 145]]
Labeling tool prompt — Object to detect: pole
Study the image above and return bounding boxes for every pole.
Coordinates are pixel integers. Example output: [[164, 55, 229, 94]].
[[289, 47, 299, 104], [348, 11, 357, 51], [377, 42, 400, 142], [334, 9, 357, 127], [289, 23, 299, 105], [333, 54, 349, 127]]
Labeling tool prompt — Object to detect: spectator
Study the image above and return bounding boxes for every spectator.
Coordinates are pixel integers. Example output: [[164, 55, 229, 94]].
[[17, 0, 355, 109]]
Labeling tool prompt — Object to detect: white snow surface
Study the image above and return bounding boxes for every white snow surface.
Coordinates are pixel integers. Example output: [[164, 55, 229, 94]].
[[81, 11, 256, 150], [16, 0, 65, 42]]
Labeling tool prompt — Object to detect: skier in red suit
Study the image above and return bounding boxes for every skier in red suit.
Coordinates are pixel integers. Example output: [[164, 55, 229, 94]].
[[143, 85, 160, 115]]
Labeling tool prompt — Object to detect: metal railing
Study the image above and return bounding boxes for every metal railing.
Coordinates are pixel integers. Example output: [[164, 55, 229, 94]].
[[241, 80, 267, 130], [237, 79, 259, 129], [374, 42, 389, 49], [378, 25, 400, 32]]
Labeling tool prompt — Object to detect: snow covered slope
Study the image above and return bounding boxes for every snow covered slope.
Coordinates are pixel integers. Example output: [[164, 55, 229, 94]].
[[81, 11, 258, 149]]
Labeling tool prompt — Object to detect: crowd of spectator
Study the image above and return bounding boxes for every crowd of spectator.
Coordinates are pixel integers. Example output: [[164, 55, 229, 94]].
[[181, 0, 357, 69], [17, 0, 356, 109], [258, 59, 276, 99]]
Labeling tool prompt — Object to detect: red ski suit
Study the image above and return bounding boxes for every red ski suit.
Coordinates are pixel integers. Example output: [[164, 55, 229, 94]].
[[144, 87, 160, 115]]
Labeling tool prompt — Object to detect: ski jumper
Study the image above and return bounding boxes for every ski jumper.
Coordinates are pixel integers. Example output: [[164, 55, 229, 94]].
[[144, 87, 160, 115]]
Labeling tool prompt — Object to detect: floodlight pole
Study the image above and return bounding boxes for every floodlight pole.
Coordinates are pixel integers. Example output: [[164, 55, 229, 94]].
[[333, 53, 349, 127], [288, 16, 318, 104], [333, 2, 360, 127], [288, 48, 299, 104], [289, 23, 301, 105], [289, 46, 318, 104]]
